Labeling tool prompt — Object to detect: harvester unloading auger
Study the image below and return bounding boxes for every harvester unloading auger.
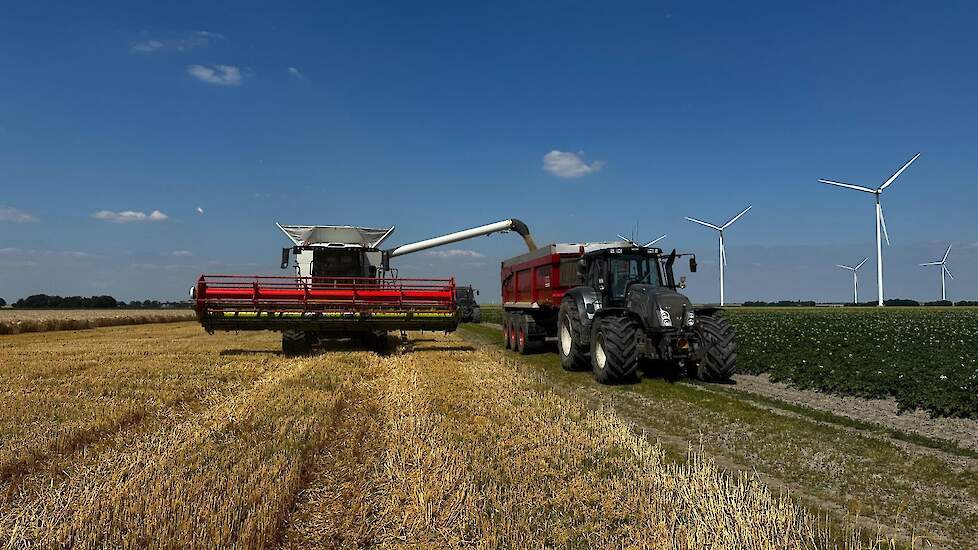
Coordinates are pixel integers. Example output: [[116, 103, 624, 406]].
[[192, 219, 535, 354]]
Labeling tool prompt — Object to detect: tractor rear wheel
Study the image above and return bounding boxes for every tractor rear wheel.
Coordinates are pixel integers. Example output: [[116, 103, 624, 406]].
[[693, 314, 737, 382], [282, 330, 313, 356], [558, 299, 589, 371], [590, 316, 640, 384]]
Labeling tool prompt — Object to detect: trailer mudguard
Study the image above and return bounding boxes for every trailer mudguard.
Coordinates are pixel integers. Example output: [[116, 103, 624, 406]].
[[563, 286, 600, 345]]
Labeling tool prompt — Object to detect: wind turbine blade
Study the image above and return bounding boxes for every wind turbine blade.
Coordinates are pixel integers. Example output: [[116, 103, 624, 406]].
[[878, 204, 890, 246], [879, 152, 921, 191], [943, 244, 952, 263], [855, 257, 869, 269], [836, 265, 854, 270], [616, 234, 632, 244], [644, 234, 667, 247], [818, 179, 877, 194], [720, 240, 727, 266], [920, 261, 941, 266], [944, 265, 954, 279], [722, 205, 752, 229], [684, 217, 722, 231]]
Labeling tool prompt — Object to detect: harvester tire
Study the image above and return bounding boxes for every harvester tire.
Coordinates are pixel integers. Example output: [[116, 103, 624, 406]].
[[558, 299, 589, 371], [693, 314, 737, 382], [282, 330, 313, 356], [590, 317, 640, 384]]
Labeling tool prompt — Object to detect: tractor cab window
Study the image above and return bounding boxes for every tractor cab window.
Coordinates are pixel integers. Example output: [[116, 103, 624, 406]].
[[608, 255, 661, 300]]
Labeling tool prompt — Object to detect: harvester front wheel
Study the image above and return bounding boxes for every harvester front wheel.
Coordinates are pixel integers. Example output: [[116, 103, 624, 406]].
[[590, 317, 639, 384], [693, 314, 737, 382], [282, 330, 313, 356], [557, 299, 589, 371]]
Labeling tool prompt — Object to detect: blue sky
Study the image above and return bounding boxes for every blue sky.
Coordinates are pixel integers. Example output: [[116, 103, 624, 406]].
[[1, 1, 977, 303]]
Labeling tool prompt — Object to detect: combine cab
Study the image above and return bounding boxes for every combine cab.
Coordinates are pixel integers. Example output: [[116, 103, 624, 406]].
[[193, 219, 534, 353]]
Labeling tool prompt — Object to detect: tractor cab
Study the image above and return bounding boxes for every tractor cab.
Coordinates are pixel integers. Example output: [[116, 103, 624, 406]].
[[576, 244, 697, 307]]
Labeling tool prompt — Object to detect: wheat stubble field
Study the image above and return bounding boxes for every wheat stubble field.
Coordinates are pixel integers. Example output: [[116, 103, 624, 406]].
[[0, 321, 878, 549]]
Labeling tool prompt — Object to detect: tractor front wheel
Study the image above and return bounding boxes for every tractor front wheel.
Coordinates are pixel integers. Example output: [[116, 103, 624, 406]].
[[590, 316, 640, 384], [693, 315, 737, 382]]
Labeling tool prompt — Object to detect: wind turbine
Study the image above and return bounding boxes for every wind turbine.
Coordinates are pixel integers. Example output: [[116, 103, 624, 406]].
[[920, 244, 954, 301], [684, 205, 751, 306], [818, 152, 920, 307], [836, 257, 868, 304], [616, 233, 667, 247]]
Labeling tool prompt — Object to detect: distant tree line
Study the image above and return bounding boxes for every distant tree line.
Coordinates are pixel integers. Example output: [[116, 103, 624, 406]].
[[7, 294, 191, 309], [742, 299, 976, 307]]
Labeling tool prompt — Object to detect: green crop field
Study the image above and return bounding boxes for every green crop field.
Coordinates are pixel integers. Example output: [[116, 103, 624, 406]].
[[726, 307, 978, 418], [479, 304, 978, 418]]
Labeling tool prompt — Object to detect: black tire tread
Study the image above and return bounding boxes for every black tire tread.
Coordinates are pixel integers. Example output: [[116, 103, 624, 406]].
[[591, 317, 639, 384], [558, 299, 589, 371], [695, 315, 737, 382]]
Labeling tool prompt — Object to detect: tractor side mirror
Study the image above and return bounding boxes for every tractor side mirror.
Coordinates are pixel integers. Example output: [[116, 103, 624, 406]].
[[280, 248, 291, 269], [689, 257, 697, 273], [476, 290, 480, 296]]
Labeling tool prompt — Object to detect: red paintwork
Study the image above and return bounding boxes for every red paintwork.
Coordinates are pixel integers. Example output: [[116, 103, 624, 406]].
[[194, 274, 456, 315], [500, 247, 584, 310]]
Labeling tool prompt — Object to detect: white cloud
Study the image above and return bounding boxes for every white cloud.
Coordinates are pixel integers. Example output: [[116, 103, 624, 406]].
[[287, 67, 304, 79], [196, 206, 204, 215], [0, 248, 93, 258], [0, 206, 38, 223], [92, 209, 169, 223], [424, 249, 486, 259], [171, 250, 193, 257], [188, 64, 243, 86], [131, 31, 224, 54], [130, 39, 165, 53], [542, 150, 605, 179], [128, 263, 182, 272]]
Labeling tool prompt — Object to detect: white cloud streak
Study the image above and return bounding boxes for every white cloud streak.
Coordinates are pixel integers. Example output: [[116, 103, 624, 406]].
[[0, 206, 38, 223], [0, 248, 94, 258], [171, 250, 193, 257], [130, 31, 224, 54], [188, 64, 243, 86], [92, 210, 169, 223], [287, 67, 304, 79], [542, 150, 605, 178], [424, 249, 486, 259]]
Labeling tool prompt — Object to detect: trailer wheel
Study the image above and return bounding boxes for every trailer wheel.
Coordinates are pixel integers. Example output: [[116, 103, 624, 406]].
[[590, 317, 639, 384], [517, 316, 529, 355], [693, 314, 737, 382], [558, 299, 589, 371], [504, 314, 513, 349], [282, 330, 313, 356]]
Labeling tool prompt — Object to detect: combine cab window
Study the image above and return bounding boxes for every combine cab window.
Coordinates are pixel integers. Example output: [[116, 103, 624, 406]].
[[608, 255, 661, 300], [312, 250, 364, 279]]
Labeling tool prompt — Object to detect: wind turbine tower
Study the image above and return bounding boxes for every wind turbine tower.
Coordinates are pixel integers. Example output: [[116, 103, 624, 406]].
[[818, 153, 920, 307], [920, 245, 954, 301], [684, 205, 752, 306], [835, 257, 868, 304]]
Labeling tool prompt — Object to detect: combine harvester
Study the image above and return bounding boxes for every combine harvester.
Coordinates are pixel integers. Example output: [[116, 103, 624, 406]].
[[192, 219, 534, 354]]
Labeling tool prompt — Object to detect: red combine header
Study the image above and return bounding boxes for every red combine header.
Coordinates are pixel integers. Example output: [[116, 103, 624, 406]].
[[193, 219, 534, 353]]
